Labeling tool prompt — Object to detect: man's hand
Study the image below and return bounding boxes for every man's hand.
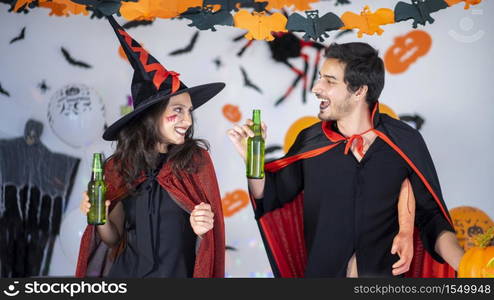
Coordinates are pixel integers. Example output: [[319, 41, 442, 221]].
[[391, 231, 414, 275]]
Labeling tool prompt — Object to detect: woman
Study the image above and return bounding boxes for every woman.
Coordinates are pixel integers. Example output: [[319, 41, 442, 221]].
[[75, 16, 225, 278]]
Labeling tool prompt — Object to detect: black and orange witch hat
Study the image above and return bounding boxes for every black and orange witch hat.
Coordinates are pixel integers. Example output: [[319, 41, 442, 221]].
[[103, 16, 225, 141]]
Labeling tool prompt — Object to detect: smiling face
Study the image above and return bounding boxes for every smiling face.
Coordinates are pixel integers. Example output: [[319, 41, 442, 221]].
[[158, 92, 193, 147], [312, 58, 358, 121]]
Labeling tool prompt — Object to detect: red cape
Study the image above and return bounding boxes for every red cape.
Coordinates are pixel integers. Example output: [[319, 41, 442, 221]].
[[251, 103, 456, 278], [75, 148, 225, 278]]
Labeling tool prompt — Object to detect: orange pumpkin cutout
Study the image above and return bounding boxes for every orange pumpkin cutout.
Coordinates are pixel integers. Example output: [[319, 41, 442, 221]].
[[384, 30, 432, 74], [445, 0, 482, 10], [283, 116, 320, 154], [222, 189, 250, 217], [120, 0, 202, 21], [379, 103, 399, 120], [222, 104, 242, 123], [450, 206, 494, 251], [458, 227, 494, 278]]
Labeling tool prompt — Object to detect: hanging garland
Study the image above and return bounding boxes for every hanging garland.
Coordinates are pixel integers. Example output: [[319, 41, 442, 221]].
[[2, 0, 483, 40]]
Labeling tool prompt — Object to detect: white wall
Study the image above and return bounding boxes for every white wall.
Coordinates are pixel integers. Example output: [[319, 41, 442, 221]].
[[0, 0, 492, 277]]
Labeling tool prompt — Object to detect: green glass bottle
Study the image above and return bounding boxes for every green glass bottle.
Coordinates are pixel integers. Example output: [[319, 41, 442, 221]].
[[246, 109, 265, 179], [87, 153, 107, 225]]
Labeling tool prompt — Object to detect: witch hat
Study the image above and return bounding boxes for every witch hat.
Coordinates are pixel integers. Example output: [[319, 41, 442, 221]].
[[103, 16, 225, 141]]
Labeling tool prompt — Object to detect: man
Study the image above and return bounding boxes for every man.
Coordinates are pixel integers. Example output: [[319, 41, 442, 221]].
[[227, 42, 464, 277]]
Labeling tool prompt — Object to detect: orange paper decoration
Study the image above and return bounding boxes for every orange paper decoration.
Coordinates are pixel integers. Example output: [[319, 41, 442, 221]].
[[341, 5, 395, 38], [256, 0, 320, 11], [384, 30, 432, 74], [222, 189, 250, 217], [450, 206, 494, 251], [120, 0, 202, 21], [222, 104, 242, 123], [445, 0, 482, 9], [283, 116, 320, 153], [234, 10, 287, 41]]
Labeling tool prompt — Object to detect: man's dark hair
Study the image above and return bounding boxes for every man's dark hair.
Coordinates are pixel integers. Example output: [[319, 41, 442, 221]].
[[324, 42, 385, 108]]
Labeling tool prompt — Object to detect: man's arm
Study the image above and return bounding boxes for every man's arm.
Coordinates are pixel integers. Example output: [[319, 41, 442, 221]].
[[435, 231, 465, 271]]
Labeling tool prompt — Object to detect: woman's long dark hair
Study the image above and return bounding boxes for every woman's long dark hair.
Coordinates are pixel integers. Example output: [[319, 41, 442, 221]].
[[111, 96, 209, 191]]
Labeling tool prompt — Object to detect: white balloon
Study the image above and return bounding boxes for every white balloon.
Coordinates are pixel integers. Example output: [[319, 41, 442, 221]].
[[48, 84, 106, 148], [59, 208, 87, 265]]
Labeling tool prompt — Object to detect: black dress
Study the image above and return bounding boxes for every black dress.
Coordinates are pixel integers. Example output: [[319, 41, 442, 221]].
[[108, 153, 197, 278]]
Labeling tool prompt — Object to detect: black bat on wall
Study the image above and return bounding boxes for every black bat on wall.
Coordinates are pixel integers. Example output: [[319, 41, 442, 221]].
[[394, 0, 448, 28], [122, 20, 154, 29], [61, 47, 92, 69], [181, 6, 233, 31], [10, 27, 25, 44], [287, 10, 344, 42], [240, 66, 262, 94], [169, 31, 200, 56], [399, 114, 425, 130], [0, 83, 11, 97]]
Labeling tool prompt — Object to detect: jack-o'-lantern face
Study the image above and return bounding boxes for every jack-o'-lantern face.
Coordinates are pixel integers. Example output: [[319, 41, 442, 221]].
[[222, 104, 242, 123], [222, 189, 249, 217], [450, 206, 494, 251], [384, 30, 432, 74]]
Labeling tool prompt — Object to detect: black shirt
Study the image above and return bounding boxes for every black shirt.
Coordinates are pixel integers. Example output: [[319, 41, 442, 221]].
[[108, 153, 196, 278]]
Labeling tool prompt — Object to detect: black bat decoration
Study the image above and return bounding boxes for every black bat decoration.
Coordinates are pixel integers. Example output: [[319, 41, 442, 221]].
[[61, 47, 92, 69], [335, 0, 351, 5], [10, 27, 26, 44], [394, 0, 448, 28], [37, 80, 50, 94], [238, 1, 268, 12], [122, 20, 154, 29], [213, 57, 222, 69], [169, 31, 200, 56], [0, 82, 11, 97], [287, 10, 344, 42], [240, 66, 262, 94], [181, 6, 233, 31], [226, 245, 238, 251], [265, 145, 283, 154], [70, 0, 122, 17], [399, 114, 425, 130]]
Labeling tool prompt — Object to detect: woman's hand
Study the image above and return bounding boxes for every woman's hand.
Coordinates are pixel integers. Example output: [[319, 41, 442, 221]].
[[190, 202, 214, 238]]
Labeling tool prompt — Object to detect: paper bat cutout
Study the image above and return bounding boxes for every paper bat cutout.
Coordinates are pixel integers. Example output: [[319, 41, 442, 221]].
[[120, 0, 201, 21], [169, 31, 199, 55], [0, 83, 11, 97], [240, 66, 262, 94], [335, 29, 353, 39], [265, 145, 283, 154], [287, 10, 344, 42], [399, 114, 425, 130], [445, 0, 482, 10], [334, 0, 350, 5], [70, 0, 121, 17], [226, 245, 238, 251], [233, 10, 287, 41], [61, 47, 92, 68], [37, 80, 50, 94], [394, 0, 448, 28], [341, 5, 395, 38], [122, 20, 154, 29], [239, 0, 268, 12], [181, 6, 234, 31], [213, 57, 222, 69], [259, 0, 319, 11], [9, 26, 25, 44]]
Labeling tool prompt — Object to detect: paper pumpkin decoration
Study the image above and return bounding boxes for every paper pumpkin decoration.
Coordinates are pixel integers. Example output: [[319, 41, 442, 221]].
[[256, 0, 320, 11], [379, 103, 399, 119], [222, 104, 242, 123], [120, 0, 201, 21], [458, 227, 494, 278], [384, 30, 432, 74], [283, 116, 320, 153], [233, 10, 287, 41], [450, 206, 494, 251], [47, 84, 106, 148], [445, 0, 482, 9], [222, 189, 250, 217], [341, 6, 395, 38]]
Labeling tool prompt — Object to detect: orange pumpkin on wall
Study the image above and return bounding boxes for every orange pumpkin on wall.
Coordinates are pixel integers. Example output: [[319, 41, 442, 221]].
[[458, 227, 494, 278], [450, 206, 494, 251], [384, 30, 432, 74], [222, 104, 242, 123], [222, 189, 250, 217]]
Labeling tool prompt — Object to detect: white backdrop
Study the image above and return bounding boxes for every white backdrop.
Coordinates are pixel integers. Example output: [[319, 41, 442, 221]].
[[0, 0, 492, 277]]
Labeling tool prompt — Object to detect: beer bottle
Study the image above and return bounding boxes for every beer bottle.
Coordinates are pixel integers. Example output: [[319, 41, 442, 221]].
[[246, 109, 265, 179], [87, 153, 107, 225]]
